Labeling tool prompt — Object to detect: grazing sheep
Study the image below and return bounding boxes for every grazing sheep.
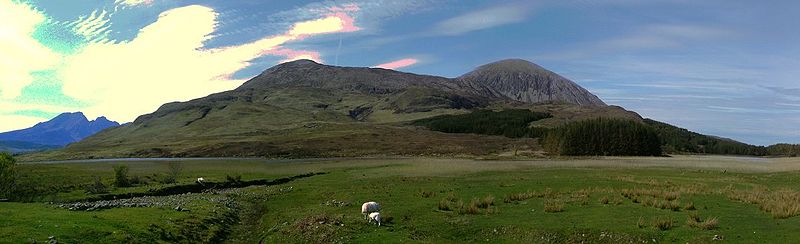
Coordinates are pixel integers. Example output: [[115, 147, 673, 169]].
[[368, 212, 382, 226], [361, 201, 380, 220], [196, 177, 205, 185]]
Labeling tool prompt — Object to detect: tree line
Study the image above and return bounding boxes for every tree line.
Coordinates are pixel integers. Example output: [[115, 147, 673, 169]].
[[542, 118, 662, 156], [644, 119, 800, 156], [412, 109, 552, 138]]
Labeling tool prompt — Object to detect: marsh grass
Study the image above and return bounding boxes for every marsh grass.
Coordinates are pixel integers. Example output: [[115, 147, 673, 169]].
[[637, 217, 647, 228], [544, 199, 565, 213], [440, 195, 494, 215], [652, 217, 673, 231], [683, 202, 696, 211], [504, 191, 542, 203], [600, 196, 609, 204], [686, 214, 718, 230], [477, 196, 495, 209], [729, 187, 800, 219]]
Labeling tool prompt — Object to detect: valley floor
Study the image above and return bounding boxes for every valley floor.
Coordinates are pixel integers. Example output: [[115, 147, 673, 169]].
[[3, 156, 800, 243]]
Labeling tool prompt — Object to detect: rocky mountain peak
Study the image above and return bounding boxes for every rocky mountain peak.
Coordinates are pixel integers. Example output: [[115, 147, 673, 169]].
[[458, 59, 606, 106]]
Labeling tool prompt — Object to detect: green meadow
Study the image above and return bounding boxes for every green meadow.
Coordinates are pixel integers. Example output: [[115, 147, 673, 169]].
[[3, 156, 800, 243]]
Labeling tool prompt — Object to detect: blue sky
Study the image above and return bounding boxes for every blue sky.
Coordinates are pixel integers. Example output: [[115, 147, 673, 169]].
[[1, 0, 798, 145]]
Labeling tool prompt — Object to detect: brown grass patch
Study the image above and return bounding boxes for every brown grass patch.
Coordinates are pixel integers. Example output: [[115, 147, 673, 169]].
[[687, 214, 718, 230], [729, 187, 800, 219], [652, 217, 673, 231], [637, 217, 647, 228], [544, 199, 565, 213]]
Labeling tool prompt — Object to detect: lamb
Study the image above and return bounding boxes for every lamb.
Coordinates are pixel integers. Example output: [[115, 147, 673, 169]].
[[368, 212, 382, 226], [361, 201, 380, 220]]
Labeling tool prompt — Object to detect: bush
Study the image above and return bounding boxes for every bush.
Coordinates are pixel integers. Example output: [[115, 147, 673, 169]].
[[543, 118, 662, 156], [226, 175, 242, 183], [85, 176, 109, 194], [113, 164, 130, 187], [0, 152, 16, 199], [162, 162, 183, 184]]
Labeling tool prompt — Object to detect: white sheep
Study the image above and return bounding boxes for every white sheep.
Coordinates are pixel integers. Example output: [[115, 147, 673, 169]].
[[196, 177, 205, 185], [361, 201, 381, 220], [368, 212, 382, 226]]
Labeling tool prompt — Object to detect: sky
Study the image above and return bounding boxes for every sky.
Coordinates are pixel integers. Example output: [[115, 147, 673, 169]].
[[0, 0, 798, 146]]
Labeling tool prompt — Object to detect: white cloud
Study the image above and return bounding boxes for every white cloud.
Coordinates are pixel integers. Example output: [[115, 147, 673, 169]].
[[66, 9, 113, 43], [0, 1, 60, 99], [431, 2, 534, 36], [115, 0, 154, 7], [59, 5, 361, 122], [0, 114, 48, 132], [600, 24, 734, 50]]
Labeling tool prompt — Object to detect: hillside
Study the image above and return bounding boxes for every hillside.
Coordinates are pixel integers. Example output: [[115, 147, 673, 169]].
[[23, 59, 640, 161]]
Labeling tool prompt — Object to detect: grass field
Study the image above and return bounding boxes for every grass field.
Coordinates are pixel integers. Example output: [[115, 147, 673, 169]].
[[3, 156, 800, 243]]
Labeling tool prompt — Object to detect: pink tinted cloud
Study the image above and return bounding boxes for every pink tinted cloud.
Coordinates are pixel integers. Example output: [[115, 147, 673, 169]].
[[266, 48, 323, 63], [374, 58, 419, 70]]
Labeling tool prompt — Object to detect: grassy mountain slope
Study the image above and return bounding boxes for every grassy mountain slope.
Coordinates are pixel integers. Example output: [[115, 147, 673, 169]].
[[23, 59, 763, 161]]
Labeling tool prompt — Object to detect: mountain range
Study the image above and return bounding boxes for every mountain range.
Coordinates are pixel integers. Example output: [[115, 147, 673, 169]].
[[0, 112, 119, 153], [21, 58, 644, 161]]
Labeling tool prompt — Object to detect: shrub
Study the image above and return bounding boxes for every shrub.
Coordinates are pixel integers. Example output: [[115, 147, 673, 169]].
[[0, 152, 16, 199], [226, 175, 242, 183], [113, 164, 130, 187], [600, 196, 609, 204], [162, 162, 183, 184], [85, 176, 109, 194]]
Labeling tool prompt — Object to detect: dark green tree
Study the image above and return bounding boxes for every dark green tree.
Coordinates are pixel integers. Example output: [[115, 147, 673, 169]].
[[113, 164, 130, 187], [0, 152, 16, 199]]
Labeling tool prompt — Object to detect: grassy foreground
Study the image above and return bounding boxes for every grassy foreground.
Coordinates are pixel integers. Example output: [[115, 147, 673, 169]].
[[3, 156, 800, 243]]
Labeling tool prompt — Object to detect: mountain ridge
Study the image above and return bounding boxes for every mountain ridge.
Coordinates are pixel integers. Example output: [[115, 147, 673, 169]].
[[21, 59, 640, 161], [0, 112, 120, 148]]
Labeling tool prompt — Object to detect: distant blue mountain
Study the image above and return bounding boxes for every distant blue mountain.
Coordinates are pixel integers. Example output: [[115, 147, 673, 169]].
[[0, 112, 120, 149]]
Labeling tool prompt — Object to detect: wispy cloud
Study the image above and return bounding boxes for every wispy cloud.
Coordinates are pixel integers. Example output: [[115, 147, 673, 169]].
[[58, 4, 362, 122], [0, 1, 60, 100], [63, 9, 113, 43], [600, 24, 734, 50], [114, 0, 154, 7], [373, 58, 419, 70], [430, 2, 535, 36]]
